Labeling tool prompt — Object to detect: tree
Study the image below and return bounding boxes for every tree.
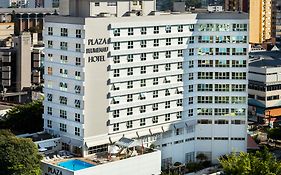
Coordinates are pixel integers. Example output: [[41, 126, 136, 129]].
[[219, 148, 281, 175], [0, 130, 42, 175], [0, 100, 43, 134]]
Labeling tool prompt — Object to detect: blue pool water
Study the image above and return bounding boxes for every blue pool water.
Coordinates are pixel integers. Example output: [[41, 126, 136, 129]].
[[57, 159, 94, 171]]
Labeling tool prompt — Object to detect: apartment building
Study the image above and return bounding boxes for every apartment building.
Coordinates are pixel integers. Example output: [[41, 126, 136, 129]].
[[225, 0, 249, 12], [43, 0, 248, 166], [249, 50, 281, 122], [249, 0, 275, 44]]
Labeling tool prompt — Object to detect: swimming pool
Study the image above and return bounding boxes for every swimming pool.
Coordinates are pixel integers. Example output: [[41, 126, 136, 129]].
[[57, 159, 95, 171]]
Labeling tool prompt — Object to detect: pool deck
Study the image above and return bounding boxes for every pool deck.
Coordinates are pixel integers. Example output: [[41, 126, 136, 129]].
[[42, 146, 155, 170]]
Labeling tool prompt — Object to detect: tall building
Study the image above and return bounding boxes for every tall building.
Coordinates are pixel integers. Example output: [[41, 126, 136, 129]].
[[275, 1, 281, 43], [249, 0, 275, 44], [225, 0, 249, 12], [43, 0, 248, 166]]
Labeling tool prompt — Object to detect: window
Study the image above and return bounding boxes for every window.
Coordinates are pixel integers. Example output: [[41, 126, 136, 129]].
[[75, 71, 81, 80], [153, 52, 159, 59], [60, 69, 68, 77], [165, 63, 171, 71], [61, 28, 68, 37], [153, 91, 158, 98], [154, 39, 159, 47], [47, 67, 53, 75], [189, 73, 194, 80], [199, 36, 214, 43], [127, 121, 133, 129], [128, 28, 134, 35], [198, 84, 213, 91], [60, 42, 68, 50], [127, 54, 133, 62], [76, 29, 82, 38], [60, 110, 67, 119], [113, 123, 119, 131], [232, 60, 246, 67], [75, 99, 81, 108], [127, 81, 133, 89], [127, 108, 133, 115], [141, 27, 147, 35], [232, 72, 246, 79], [113, 28, 120, 36], [165, 89, 170, 96], [215, 96, 229, 104], [215, 60, 230, 67], [95, 2, 100, 6], [76, 43, 81, 52], [178, 37, 183, 44], [198, 72, 213, 79], [128, 41, 133, 49], [177, 62, 182, 69], [152, 116, 158, 123], [165, 101, 170, 109], [140, 79, 146, 87], [198, 96, 213, 103], [214, 108, 230, 116], [198, 60, 213, 67], [152, 103, 158, 111], [188, 36, 194, 44], [178, 25, 183, 32], [113, 69, 120, 77], [197, 108, 212, 115], [176, 128, 183, 135], [47, 40, 53, 48], [177, 75, 182, 82], [154, 26, 159, 34], [75, 127, 80, 136], [75, 113, 81, 122], [140, 106, 146, 113], [197, 120, 212, 124], [140, 53, 146, 61], [153, 78, 158, 85], [187, 85, 193, 93], [165, 114, 171, 121], [140, 40, 147, 48], [113, 110, 119, 118], [47, 107, 52, 115], [48, 27, 53, 35], [59, 82, 68, 91], [215, 72, 230, 79], [127, 94, 133, 102], [60, 55, 68, 64], [215, 120, 229, 124], [60, 123, 67, 132], [188, 48, 194, 56], [47, 93, 53, 102], [164, 25, 171, 33], [74, 85, 81, 94], [140, 118, 146, 126], [215, 84, 230, 91], [232, 84, 246, 91], [47, 120, 52, 128], [177, 99, 182, 106], [59, 96, 67, 105], [165, 51, 171, 58], [153, 65, 159, 72], [113, 42, 120, 50], [215, 48, 230, 55], [127, 68, 133, 76], [76, 57, 81, 65], [178, 50, 183, 57], [166, 38, 171, 45], [177, 111, 182, 119], [188, 109, 193, 116]]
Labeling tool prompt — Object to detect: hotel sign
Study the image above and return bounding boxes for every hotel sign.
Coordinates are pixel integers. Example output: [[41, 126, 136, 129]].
[[86, 38, 108, 63]]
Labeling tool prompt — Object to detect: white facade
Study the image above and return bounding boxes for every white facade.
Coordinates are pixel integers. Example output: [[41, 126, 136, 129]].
[[43, 9, 248, 166]]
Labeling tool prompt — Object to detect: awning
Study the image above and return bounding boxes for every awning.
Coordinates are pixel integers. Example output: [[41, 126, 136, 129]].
[[115, 137, 141, 148], [139, 93, 146, 98], [38, 141, 56, 148], [149, 128, 163, 135], [185, 120, 197, 126], [173, 122, 185, 129], [177, 87, 184, 93]]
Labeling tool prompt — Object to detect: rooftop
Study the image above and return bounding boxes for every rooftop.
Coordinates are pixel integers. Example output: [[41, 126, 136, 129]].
[[249, 51, 281, 68]]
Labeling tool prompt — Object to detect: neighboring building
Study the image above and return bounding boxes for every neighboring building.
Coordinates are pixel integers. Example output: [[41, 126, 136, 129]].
[[31, 43, 44, 85], [0, 8, 58, 39], [0, 47, 16, 90], [249, 0, 275, 44], [248, 50, 281, 122], [0, 15, 14, 46], [224, 0, 249, 12], [275, 1, 281, 43], [27, 0, 60, 8], [173, 1, 186, 12], [43, 0, 248, 168]]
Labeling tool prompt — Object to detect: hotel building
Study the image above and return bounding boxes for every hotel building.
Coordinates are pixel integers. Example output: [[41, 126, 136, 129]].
[[43, 0, 248, 166]]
